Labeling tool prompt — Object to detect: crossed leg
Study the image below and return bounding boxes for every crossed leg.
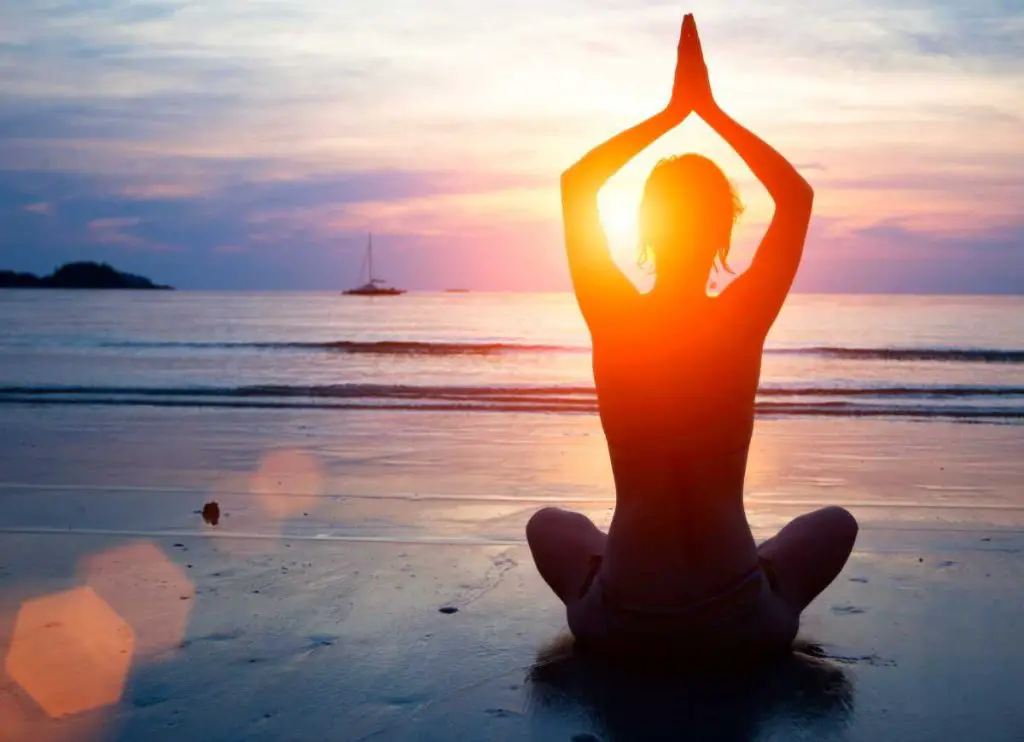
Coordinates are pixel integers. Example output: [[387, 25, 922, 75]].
[[526, 507, 607, 604], [758, 506, 859, 614], [526, 504, 858, 620]]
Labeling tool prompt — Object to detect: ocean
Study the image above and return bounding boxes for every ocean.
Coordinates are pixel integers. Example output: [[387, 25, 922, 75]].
[[0, 292, 1021, 421]]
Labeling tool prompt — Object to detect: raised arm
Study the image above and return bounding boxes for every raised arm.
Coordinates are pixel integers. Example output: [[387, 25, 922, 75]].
[[561, 112, 677, 327], [685, 18, 814, 333], [707, 105, 813, 331], [561, 19, 695, 331]]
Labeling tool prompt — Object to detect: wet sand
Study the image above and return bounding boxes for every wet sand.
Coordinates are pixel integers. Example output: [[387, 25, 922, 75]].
[[1, 406, 1022, 741]]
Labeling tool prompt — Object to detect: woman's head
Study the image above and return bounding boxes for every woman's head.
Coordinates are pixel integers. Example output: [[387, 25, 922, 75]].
[[638, 154, 742, 285]]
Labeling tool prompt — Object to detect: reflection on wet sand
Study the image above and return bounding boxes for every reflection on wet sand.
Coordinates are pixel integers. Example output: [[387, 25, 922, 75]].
[[527, 634, 853, 742]]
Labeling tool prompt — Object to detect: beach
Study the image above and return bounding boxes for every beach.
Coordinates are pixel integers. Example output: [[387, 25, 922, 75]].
[[1, 291, 1023, 741], [1, 403, 1023, 741], [4, 0, 1022, 735]]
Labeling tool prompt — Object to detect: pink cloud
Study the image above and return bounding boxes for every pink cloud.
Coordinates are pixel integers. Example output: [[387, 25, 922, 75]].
[[121, 183, 205, 200], [86, 217, 173, 252], [23, 202, 53, 215]]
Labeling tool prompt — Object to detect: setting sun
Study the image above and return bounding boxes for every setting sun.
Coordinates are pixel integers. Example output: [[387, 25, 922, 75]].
[[598, 186, 641, 257]]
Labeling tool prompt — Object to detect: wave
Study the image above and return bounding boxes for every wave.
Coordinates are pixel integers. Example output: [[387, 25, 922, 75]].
[[2, 383, 1022, 420], [4, 384, 1023, 399], [97, 339, 571, 355], [758, 386, 1024, 398], [91, 339, 1024, 363], [768, 347, 1024, 363]]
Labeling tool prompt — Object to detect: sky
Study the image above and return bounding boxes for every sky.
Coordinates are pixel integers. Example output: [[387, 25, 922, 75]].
[[1, 0, 1022, 292]]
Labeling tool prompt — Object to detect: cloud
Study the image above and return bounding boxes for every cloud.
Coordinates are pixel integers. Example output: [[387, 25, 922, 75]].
[[121, 183, 204, 199], [213, 244, 246, 254], [794, 217, 1024, 294], [0, 0, 1020, 290], [86, 216, 171, 251], [0, 165, 558, 287], [22, 201, 52, 215]]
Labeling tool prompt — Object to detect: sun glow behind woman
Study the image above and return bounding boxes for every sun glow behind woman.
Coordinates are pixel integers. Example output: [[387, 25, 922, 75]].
[[597, 186, 642, 258], [596, 164, 747, 294]]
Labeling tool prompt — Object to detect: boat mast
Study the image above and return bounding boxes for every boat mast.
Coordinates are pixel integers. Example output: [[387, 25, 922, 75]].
[[368, 233, 374, 283]]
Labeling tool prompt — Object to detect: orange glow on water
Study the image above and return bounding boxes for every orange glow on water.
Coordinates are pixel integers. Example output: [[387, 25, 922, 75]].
[[5, 587, 134, 719]]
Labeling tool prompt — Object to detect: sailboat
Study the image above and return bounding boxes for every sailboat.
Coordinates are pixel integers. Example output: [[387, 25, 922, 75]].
[[342, 234, 406, 296]]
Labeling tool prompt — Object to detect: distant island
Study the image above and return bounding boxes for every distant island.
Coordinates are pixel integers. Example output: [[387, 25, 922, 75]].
[[0, 262, 173, 290]]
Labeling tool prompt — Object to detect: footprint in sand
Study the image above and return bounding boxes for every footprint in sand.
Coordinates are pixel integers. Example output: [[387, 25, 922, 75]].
[[828, 653, 897, 667], [180, 629, 245, 648], [831, 604, 867, 616], [306, 635, 339, 649], [132, 689, 172, 708]]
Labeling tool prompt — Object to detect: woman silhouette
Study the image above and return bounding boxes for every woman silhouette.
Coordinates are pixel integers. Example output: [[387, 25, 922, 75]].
[[527, 14, 858, 657]]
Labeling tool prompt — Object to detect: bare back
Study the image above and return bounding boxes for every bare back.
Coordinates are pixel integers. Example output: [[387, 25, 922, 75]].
[[593, 294, 762, 462], [591, 293, 766, 605]]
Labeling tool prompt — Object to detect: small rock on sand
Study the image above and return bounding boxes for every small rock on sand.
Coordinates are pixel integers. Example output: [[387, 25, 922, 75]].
[[201, 501, 221, 526]]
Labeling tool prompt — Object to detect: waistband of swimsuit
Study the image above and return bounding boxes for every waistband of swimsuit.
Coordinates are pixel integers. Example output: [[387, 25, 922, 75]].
[[596, 560, 767, 623]]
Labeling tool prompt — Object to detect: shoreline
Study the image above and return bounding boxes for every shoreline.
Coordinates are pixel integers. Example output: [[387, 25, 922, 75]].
[[1, 407, 1022, 740]]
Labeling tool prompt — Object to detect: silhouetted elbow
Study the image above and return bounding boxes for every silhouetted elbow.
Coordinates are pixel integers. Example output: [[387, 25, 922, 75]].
[[794, 180, 814, 212], [776, 180, 813, 222], [561, 168, 581, 192]]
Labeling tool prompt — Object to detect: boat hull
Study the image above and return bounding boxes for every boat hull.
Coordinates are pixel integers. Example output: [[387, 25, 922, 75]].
[[342, 288, 407, 296]]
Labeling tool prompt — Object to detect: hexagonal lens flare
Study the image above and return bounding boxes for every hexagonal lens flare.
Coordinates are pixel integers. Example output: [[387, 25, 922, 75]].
[[79, 541, 194, 660], [5, 586, 134, 719]]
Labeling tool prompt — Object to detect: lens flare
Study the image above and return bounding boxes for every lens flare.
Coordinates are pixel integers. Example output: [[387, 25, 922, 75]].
[[5, 587, 134, 719], [79, 542, 194, 660], [249, 449, 325, 520]]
